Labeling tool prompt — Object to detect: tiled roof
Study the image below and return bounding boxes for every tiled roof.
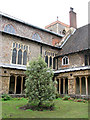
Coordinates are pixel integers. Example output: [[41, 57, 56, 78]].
[[45, 20, 70, 29], [57, 24, 89, 56]]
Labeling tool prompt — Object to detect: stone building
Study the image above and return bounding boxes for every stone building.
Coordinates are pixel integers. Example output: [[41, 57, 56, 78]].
[[0, 8, 90, 98]]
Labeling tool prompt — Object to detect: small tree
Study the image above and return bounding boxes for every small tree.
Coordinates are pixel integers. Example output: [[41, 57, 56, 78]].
[[25, 56, 55, 110]]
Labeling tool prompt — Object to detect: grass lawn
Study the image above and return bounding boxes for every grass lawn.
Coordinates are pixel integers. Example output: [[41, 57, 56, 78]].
[[2, 98, 88, 118]]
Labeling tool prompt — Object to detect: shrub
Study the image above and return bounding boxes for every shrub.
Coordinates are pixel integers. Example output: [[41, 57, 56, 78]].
[[62, 95, 70, 100], [25, 56, 56, 110], [1, 94, 12, 101], [55, 93, 61, 99]]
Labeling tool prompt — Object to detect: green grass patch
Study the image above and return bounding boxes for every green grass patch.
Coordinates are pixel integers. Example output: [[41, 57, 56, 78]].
[[2, 98, 88, 118]]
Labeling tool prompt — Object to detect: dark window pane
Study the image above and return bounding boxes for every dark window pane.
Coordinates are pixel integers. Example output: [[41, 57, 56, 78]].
[[53, 57, 55, 69], [66, 58, 68, 64], [49, 56, 52, 67], [12, 48, 17, 64], [23, 51, 27, 65], [40, 46, 42, 55], [18, 49, 22, 64], [13, 43, 15, 48], [63, 58, 65, 64], [85, 55, 88, 66], [45, 56, 48, 66], [89, 54, 90, 65]]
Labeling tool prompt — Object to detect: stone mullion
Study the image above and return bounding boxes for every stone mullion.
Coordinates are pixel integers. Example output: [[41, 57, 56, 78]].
[[63, 78, 65, 94], [48, 56, 50, 68], [85, 76, 88, 96], [54, 77, 57, 93], [16, 49, 18, 64], [22, 50, 24, 65], [74, 77, 76, 94], [14, 75, 17, 94], [79, 77, 82, 95], [52, 57, 54, 69]]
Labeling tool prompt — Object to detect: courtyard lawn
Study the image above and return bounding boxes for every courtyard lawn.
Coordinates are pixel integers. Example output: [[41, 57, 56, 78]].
[[2, 98, 88, 118]]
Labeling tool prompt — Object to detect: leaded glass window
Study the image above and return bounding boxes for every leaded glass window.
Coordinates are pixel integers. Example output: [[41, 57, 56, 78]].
[[45, 56, 48, 65], [18, 49, 22, 64], [23, 51, 27, 65], [12, 48, 17, 64], [62, 56, 69, 65]]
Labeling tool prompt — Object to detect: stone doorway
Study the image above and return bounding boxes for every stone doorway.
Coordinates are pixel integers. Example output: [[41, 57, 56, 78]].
[[76, 77, 80, 94]]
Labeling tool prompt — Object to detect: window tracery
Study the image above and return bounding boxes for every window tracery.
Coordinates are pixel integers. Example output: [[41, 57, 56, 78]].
[[4, 24, 15, 34], [12, 42, 28, 65], [32, 33, 41, 41]]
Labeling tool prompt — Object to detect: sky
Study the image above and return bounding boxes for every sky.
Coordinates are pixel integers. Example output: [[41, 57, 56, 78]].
[[0, 0, 89, 29]]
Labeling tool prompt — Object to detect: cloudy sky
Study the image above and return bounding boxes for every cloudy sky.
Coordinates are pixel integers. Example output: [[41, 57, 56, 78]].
[[0, 0, 89, 28]]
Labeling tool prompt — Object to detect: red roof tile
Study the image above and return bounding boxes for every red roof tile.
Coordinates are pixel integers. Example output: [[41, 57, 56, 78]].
[[45, 20, 70, 29]]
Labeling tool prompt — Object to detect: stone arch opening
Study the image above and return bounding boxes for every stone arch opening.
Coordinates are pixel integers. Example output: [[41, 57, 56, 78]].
[[76, 77, 80, 94], [9, 75, 15, 94], [61, 78, 63, 94], [81, 77, 86, 95], [65, 78, 68, 94], [16, 76, 21, 94]]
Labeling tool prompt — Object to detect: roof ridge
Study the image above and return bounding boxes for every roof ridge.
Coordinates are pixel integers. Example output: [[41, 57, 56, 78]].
[[45, 20, 70, 29]]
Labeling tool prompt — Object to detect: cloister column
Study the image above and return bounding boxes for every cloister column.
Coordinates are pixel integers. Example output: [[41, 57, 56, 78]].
[[59, 78, 61, 94], [85, 76, 88, 96], [54, 77, 57, 93], [63, 78, 65, 94], [79, 77, 82, 95], [74, 77, 76, 94], [48, 56, 50, 68], [52, 57, 54, 69], [14, 75, 17, 94], [21, 76, 24, 94]]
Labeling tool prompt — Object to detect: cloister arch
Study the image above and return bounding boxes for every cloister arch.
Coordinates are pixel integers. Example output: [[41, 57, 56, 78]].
[[9, 75, 15, 94]]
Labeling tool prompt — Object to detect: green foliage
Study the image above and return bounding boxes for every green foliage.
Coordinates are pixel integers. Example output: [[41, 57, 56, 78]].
[[55, 93, 61, 99], [25, 56, 55, 109], [62, 95, 70, 100], [1, 94, 12, 101]]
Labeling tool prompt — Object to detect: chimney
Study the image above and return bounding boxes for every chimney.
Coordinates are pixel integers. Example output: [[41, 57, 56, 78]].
[[69, 7, 77, 28]]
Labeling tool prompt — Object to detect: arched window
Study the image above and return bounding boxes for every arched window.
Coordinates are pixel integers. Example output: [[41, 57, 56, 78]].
[[23, 51, 27, 65], [12, 48, 17, 64], [4, 24, 15, 34], [62, 56, 69, 65], [45, 56, 48, 66], [32, 33, 41, 41], [18, 49, 22, 64]]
